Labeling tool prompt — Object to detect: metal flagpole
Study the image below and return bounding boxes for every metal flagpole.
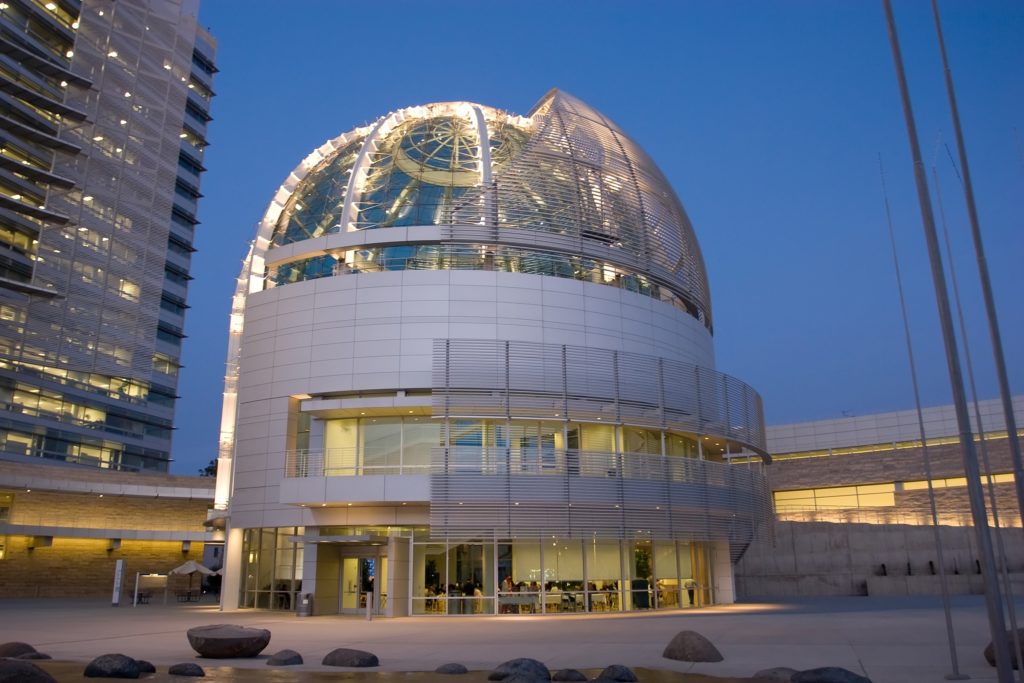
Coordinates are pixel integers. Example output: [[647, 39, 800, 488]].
[[880, 157, 964, 679], [929, 0, 1024, 528], [935, 165, 1024, 683], [880, 1, 1013, 678]]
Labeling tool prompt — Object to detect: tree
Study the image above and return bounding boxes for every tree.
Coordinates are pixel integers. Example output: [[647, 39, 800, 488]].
[[198, 458, 217, 477]]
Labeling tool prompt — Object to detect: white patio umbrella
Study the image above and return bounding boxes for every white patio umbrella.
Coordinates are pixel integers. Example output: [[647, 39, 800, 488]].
[[168, 560, 214, 594]]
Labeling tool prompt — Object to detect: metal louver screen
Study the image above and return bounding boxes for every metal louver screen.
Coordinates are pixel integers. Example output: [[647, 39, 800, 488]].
[[430, 338, 771, 554], [432, 339, 766, 452]]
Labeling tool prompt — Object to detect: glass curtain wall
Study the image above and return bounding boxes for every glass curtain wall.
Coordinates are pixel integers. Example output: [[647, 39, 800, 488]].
[[411, 538, 710, 615], [323, 416, 440, 475], [316, 417, 715, 478], [240, 527, 304, 610]]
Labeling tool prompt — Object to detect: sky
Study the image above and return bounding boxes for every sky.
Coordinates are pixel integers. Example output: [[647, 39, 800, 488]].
[[170, 0, 1024, 475]]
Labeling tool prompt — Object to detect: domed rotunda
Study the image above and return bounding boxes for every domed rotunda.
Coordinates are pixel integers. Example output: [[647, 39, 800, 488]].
[[215, 90, 769, 616]]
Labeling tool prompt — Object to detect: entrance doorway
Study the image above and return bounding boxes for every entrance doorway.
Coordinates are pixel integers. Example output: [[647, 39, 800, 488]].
[[336, 549, 387, 615]]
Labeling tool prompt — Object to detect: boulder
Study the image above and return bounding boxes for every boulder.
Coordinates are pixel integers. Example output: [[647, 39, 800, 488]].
[[552, 670, 588, 682], [15, 652, 51, 660], [488, 657, 551, 681], [267, 649, 304, 666], [0, 642, 36, 658], [984, 628, 1024, 669], [322, 648, 379, 667], [0, 659, 57, 683], [168, 662, 205, 677], [436, 662, 469, 674], [136, 660, 156, 673], [792, 667, 872, 683], [595, 664, 638, 681], [83, 653, 141, 679], [662, 630, 724, 662], [754, 667, 799, 681], [186, 624, 270, 658]]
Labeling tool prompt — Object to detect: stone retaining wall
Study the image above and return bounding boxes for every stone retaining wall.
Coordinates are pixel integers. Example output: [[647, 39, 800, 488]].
[[736, 520, 1024, 598]]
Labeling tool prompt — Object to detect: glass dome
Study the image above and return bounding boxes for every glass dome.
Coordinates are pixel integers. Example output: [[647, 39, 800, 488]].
[[262, 90, 712, 328]]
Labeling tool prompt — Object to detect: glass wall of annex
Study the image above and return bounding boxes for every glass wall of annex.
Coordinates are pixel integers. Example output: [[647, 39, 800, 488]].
[[411, 536, 712, 615], [239, 526, 714, 615]]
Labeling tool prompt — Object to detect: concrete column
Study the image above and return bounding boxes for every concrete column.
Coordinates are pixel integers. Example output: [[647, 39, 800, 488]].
[[300, 529, 319, 598], [220, 526, 244, 610], [389, 536, 411, 617], [710, 540, 736, 604]]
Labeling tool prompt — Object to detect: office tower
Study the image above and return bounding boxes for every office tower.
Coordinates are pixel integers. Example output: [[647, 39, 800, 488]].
[[217, 90, 770, 615], [0, 0, 215, 471]]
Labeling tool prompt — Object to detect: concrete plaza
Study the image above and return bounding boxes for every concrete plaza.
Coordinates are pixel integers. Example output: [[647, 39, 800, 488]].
[[0, 595, 1016, 682]]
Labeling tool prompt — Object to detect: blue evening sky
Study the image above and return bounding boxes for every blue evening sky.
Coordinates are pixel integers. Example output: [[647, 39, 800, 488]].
[[171, 0, 1024, 474]]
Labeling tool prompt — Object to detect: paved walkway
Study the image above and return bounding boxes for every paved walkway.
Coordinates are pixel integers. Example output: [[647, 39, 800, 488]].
[[0, 595, 1016, 682]]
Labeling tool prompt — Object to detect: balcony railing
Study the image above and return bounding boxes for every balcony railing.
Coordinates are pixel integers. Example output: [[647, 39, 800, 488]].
[[284, 446, 759, 483]]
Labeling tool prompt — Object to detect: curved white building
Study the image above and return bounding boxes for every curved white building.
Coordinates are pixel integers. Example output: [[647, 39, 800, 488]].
[[216, 90, 770, 616]]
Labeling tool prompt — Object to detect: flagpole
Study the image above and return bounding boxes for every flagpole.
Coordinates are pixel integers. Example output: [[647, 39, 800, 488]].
[[928, 0, 1024, 529], [880, 1, 1013, 678]]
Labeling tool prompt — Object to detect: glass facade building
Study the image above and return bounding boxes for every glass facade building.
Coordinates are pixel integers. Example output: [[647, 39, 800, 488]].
[[0, 0, 215, 471], [217, 91, 770, 616]]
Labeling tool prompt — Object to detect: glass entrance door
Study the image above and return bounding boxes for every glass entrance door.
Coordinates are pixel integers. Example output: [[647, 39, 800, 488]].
[[338, 552, 387, 615]]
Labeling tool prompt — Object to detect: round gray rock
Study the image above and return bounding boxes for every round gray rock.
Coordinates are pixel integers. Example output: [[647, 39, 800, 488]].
[[662, 630, 724, 662], [503, 675, 550, 683], [488, 657, 551, 681], [552, 669, 588, 682], [792, 667, 872, 683], [136, 660, 156, 673], [267, 649, 304, 666], [322, 648, 379, 667], [84, 653, 141, 679], [186, 624, 270, 658], [754, 667, 799, 681], [15, 652, 51, 660], [0, 659, 56, 683], [984, 628, 1024, 669], [169, 662, 205, 677], [595, 664, 638, 681], [436, 662, 469, 674], [0, 642, 36, 658]]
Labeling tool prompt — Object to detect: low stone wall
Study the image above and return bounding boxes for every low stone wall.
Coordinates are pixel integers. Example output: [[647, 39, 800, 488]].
[[736, 520, 1024, 599], [0, 537, 210, 598]]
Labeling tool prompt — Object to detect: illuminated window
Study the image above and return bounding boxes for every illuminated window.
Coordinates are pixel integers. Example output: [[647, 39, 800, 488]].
[[117, 278, 140, 301]]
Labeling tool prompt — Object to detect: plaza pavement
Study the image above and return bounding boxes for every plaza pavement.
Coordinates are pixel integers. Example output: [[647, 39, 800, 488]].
[[0, 595, 1016, 682]]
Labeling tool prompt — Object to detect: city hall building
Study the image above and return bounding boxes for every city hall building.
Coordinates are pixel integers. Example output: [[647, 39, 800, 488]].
[[215, 90, 771, 616]]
